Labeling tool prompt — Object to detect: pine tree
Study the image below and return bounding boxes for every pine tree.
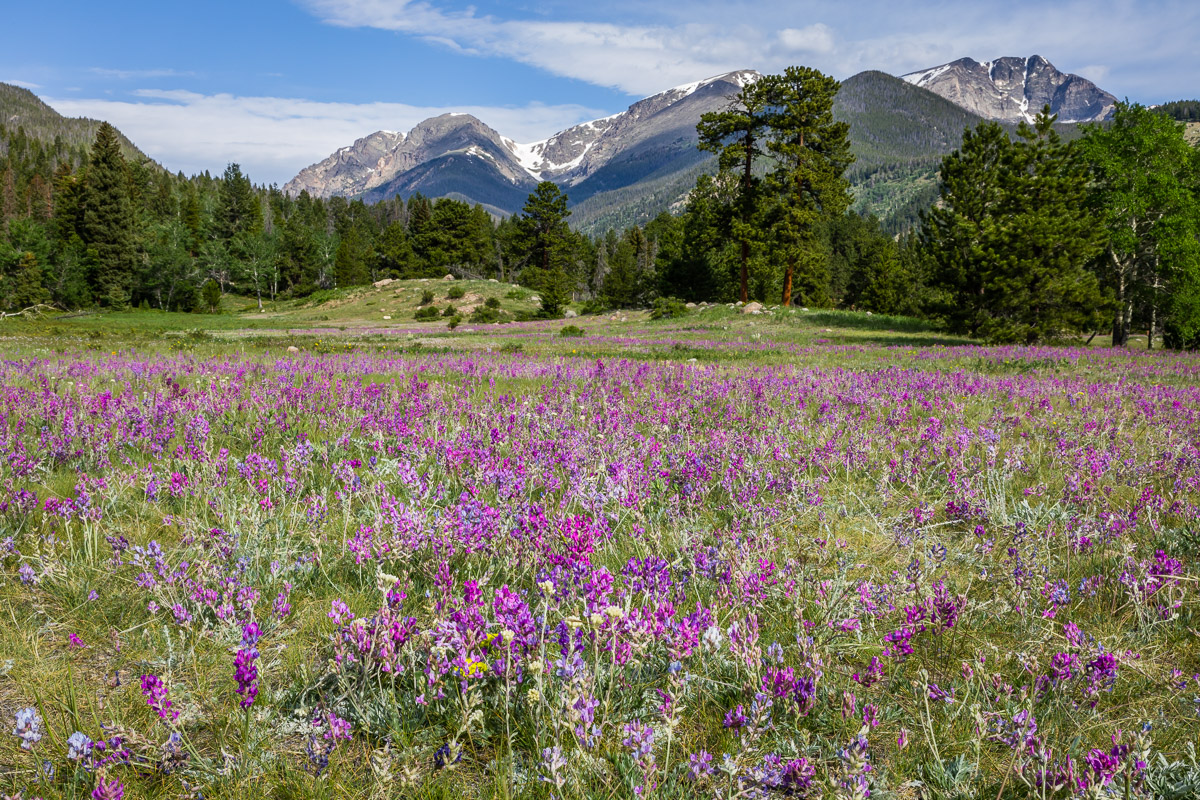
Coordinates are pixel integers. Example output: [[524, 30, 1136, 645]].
[[698, 80, 771, 303], [923, 111, 1105, 343], [201, 278, 221, 313], [760, 66, 854, 307], [0, 251, 49, 312], [1, 166, 18, 223], [83, 122, 134, 307], [603, 229, 639, 308], [216, 163, 262, 242], [922, 121, 1013, 336], [376, 221, 412, 279], [514, 182, 576, 316], [978, 110, 1105, 343], [334, 225, 371, 287]]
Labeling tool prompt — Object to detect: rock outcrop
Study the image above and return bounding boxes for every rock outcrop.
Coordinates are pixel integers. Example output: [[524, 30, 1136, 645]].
[[901, 55, 1115, 123]]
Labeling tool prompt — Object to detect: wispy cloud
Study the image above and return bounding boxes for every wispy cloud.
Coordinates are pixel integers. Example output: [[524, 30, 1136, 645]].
[[301, 0, 838, 96], [90, 67, 198, 80], [43, 90, 606, 186], [3, 79, 41, 89], [298, 0, 1200, 100]]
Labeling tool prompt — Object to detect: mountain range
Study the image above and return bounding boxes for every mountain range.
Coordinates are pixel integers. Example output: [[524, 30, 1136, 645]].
[[284, 56, 1115, 232], [0, 55, 1123, 236], [283, 71, 759, 223]]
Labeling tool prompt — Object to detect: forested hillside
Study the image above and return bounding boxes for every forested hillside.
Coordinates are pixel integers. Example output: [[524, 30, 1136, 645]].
[[1157, 99, 1200, 121], [0, 83, 146, 160]]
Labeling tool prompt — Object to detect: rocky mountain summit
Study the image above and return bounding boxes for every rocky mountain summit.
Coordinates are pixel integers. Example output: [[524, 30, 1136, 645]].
[[283, 70, 760, 213], [901, 55, 1116, 123]]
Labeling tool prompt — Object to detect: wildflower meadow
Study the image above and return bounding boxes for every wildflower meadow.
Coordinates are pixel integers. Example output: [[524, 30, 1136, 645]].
[[1, 325, 1199, 799]]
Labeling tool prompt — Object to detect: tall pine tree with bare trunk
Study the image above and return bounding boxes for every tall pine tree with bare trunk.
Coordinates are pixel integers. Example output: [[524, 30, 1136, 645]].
[[697, 80, 770, 304], [760, 67, 854, 307]]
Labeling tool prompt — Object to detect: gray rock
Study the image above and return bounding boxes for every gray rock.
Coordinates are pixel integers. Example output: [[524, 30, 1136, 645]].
[[564, 309, 578, 318], [373, 278, 394, 288], [742, 302, 764, 314], [443, 274, 455, 281], [901, 55, 1115, 123]]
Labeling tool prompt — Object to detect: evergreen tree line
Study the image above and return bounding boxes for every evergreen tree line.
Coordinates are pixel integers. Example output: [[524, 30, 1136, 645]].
[[655, 96, 1200, 348], [2, 76, 1197, 348]]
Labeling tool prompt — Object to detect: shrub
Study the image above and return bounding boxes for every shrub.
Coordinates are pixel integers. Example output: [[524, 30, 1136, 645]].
[[499, 341, 523, 353], [442, 305, 457, 317], [447, 285, 466, 300], [649, 296, 688, 320], [560, 325, 585, 338], [485, 297, 501, 309], [420, 290, 435, 305], [470, 306, 502, 324], [414, 306, 439, 320], [447, 314, 462, 330]]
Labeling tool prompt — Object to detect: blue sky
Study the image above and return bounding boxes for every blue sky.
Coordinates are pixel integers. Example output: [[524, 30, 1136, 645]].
[[3, 0, 1196, 186]]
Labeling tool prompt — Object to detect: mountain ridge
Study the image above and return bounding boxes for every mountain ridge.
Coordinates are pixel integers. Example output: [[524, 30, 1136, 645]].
[[0, 82, 150, 163], [901, 55, 1116, 123], [284, 70, 760, 204]]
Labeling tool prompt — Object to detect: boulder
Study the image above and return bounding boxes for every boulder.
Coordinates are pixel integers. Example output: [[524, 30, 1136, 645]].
[[742, 302, 764, 314], [564, 309, 578, 318], [373, 278, 394, 288], [382, 315, 391, 320], [443, 274, 455, 281], [685, 302, 696, 309], [286, 346, 299, 353]]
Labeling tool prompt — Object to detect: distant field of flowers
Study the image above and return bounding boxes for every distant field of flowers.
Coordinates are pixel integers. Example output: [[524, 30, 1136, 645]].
[[2, 342, 1199, 799]]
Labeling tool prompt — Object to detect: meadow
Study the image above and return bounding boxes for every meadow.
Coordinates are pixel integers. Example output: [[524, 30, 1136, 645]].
[[1, 290, 1198, 799]]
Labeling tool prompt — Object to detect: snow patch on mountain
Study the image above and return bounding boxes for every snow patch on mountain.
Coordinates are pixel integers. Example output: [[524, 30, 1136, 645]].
[[902, 64, 951, 86]]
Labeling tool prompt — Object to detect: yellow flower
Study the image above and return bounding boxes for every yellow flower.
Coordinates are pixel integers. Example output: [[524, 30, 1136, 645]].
[[456, 659, 490, 678]]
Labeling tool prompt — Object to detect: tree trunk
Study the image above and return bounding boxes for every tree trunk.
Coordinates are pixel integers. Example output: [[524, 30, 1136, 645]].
[[782, 257, 794, 306], [739, 128, 753, 304], [1110, 250, 1129, 347], [740, 239, 749, 303]]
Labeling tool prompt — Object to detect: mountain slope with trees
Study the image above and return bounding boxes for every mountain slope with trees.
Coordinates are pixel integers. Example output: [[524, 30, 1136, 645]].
[[1, 82, 147, 161]]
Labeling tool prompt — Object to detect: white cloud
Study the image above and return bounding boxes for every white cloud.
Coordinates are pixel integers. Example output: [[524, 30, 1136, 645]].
[[1074, 64, 1111, 84], [778, 24, 835, 55], [303, 0, 760, 95], [3, 79, 41, 89], [43, 90, 606, 186], [299, 0, 1200, 101], [90, 67, 198, 80]]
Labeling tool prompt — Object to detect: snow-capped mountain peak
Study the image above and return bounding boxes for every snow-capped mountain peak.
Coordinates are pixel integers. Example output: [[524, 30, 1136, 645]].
[[900, 55, 1114, 124], [284, 69, 758, 202]]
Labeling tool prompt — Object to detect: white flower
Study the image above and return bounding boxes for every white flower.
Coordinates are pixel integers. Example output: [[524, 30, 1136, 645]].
[[67, 731, 93, 760], [12, 707, 42, 750], [702, 625, 724, 653]]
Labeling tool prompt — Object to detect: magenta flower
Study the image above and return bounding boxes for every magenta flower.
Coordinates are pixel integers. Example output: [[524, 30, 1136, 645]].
[[92, 774, 125, 800], [234, 621, 261, 709], [140, 674, 178, 722]]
